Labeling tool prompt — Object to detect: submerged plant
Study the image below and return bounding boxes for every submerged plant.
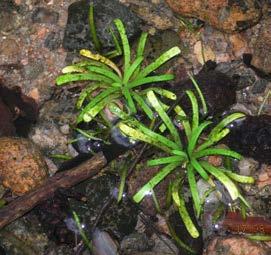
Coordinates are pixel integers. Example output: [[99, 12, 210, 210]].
[[114, 89, 254, 238], [56, 19, 180, 124]]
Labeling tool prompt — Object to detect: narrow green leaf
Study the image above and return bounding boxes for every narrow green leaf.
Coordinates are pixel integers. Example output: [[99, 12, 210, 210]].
[[80, 49, 122, 77], [128, 74, 175, 88], [123, 57, 144, 84], [187, 121, 212, 156], [132, 92, 153, 119], [188, 73, 208, 115], [174, 105, 191, 139], [136, 32, 148, 58], [86, 66, 121, 83], [147, 91, 182, 148], [89, 4, 101, 52], [172, 179, 200, 238], [118, 166, 128, 202], [221, 169, 255, 184], [141, 87, 177, 100], [147, 156, 186, 166], [200, 161, 240, 201], [76, 83, 101, 109], [119, 123, 177, 152], [187, 164, 201, 218], [77, 87, 119, 123], [56, 73, 112, 86], [190, 158, 209, 180], [194, 148, 242, 160], [114, 19, 130, 73], [137, 47, 181, 79], [133, 162, 180, 203], [122, 87, 136, 114], [197, 128, 230, 152], [62, 65, 86, 73], [186, 90, 199, 131], [209, 113, 246, 140], [82, 96, 115, 122]]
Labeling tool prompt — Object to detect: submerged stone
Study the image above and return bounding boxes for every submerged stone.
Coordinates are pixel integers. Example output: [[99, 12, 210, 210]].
[[63, 0, 141, 51], [226, 115, 271, 164]]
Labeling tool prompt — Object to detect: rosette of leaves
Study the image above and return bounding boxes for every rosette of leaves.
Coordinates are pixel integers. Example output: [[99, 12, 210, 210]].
[[56, 19, 180, 124], [113, 89, 254, 238]]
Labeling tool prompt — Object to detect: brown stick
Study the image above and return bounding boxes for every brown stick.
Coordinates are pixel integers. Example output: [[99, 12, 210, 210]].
[[0, 152, 107, 229]]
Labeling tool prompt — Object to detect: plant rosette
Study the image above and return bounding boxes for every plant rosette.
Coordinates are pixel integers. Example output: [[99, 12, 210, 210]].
[[114, 89, 254, 239], [56, 19, 180, 126]]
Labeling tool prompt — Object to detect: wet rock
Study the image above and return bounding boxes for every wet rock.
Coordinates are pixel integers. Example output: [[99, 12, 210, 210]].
[[0, 216, 49, 255], [165, 0, 262, 33], [70, 174, 138, 240], [0, 81, 38, 137], [63, 0, 141, 51], [44, 31, 62, 50], [34, 192, 75, 245], [251, 17, 271, 74], [120, 233, 154, 254], [31, 7, 59, 24], [203, 235, 271, 255], [226, 115, 271, 164], [0, 137, 49, 195], [172, 61, 237, 116], [238, 157, 259, 176], [92, 229, 119, 255], [216, 60, 257, 90]]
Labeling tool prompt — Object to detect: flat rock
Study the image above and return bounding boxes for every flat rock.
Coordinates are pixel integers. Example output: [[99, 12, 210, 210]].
[[165, 0, 262, 33], [63, 0, 141, 51], [251, 17, 271, 74]]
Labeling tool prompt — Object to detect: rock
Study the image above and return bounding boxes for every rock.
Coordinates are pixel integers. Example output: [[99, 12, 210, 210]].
[[172, 61, 237, 116], [216, 60, 257, 90], [69, 174, 138, 240], [0, 216, 49, 255], [63, 0, 141, 51], [31, 7, 59, 24], [226, 115, 271, 164], [0, 80, 38, 137], [251, 17, 271, 74], [238, 157, 259, 176], [257, 164, 271, 189], [203, 236, 271, 255], [251, 79, 269, 94], [165, 0, 262, 33], [121, 233, 154, 254], [0, 137, 48, 195], [44, 31, 62, 50]]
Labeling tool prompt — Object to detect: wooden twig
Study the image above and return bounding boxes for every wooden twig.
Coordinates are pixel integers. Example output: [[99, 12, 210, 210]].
[[0, 152, 107, 229]]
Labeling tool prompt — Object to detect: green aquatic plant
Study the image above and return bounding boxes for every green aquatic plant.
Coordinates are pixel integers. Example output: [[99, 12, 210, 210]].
[[114, 89, 254, 238], [56, 19, 180, 124]]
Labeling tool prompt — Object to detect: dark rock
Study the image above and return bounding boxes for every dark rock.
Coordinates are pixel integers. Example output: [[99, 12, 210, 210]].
[[44, 31, 62, 50], [0, 79, 38, 137], [216, 60, 257, 90], [251, 79, 268, 94], [31, 7, 59, 24], [34, 192, 75, 245], [172, 61, 237, 116], [70, 174, 138, 240], [63, 0, 141, 51], [226, 115, 271, 164]]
